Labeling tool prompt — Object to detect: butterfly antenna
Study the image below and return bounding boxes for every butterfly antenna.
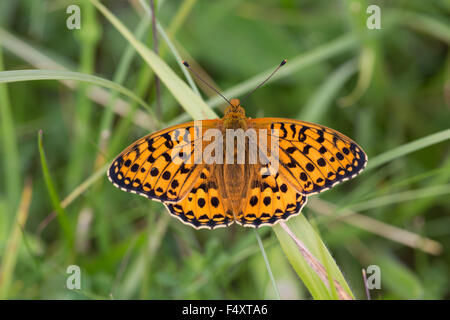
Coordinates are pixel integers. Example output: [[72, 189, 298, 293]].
[[182, 61, 232, 106], [242, 59, 287, 102]]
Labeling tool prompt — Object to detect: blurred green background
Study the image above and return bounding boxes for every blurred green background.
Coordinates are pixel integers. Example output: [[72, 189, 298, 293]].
[[0, 0, 449, 299]]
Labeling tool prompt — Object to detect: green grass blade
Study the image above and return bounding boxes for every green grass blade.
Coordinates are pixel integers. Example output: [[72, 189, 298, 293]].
[[0, 69, 153, 114], [90, 0, 217, 120], [366, 129, 450, 172], [375, 251, 424, 299], [392, 10, 450, 45], [61, 162, 111, 209], [0, 28, 156, 131], [310, 198, 443, 255], [166, 0, 197, 36], [66, 0, 100, 189], [299, 59, 358, 121], [254, 229, 281, 299], [0, 47, 21, 217], [0, 181, 32, 299], [273, 215, 355, 299], [338, 46, 376, 107], [347, 184, 450, 213], [38, 130, 74, 250], [314, 225, 340, 300], [138, 0, 200, 96], [97, 15, 151, 148], [0, 28, 74, 70]]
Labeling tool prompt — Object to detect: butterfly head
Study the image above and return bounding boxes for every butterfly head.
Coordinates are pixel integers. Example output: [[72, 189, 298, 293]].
[[224, 99, 245, 116], [223, 99, 247, 128]]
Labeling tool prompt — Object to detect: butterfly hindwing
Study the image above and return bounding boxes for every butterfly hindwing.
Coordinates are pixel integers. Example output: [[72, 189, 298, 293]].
[[108, 120, 219, 202], [237, 167, 307, 227], [251, 118, 367, 195], [164, 165, 234, 229]]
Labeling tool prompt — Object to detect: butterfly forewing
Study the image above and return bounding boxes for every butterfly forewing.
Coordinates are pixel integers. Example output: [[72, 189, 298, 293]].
[[108, 120, 219, 203], [250, 118, 367, 195]]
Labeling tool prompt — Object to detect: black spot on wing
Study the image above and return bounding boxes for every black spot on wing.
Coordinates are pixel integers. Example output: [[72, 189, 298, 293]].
[[269, 121, 368, 195]]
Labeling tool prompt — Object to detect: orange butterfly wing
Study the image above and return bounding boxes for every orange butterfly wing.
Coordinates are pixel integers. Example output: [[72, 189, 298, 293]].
[[237, 165, 307, 227], [250, 118, 368, 195], [108, 120, 219, 203], [164, 165, 235, 229]]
